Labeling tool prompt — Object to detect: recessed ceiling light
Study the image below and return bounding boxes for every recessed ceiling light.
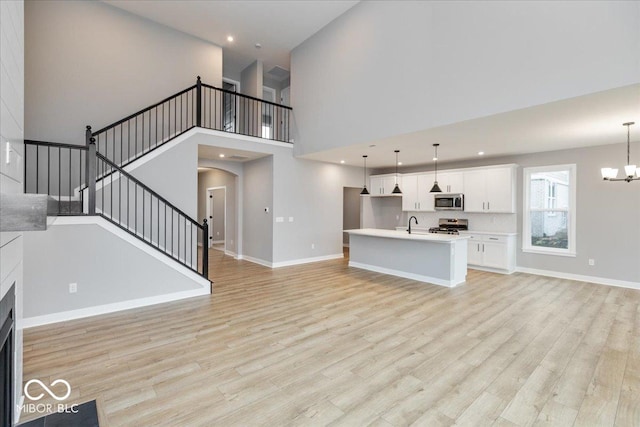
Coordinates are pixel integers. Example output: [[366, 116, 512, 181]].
[[432, 157, 438, 161], [227, 36, 234, 42], [478, 151, 485, 156], [397, 162, 403, 165], [219, 153, 225, 158], [255, 43, 262, 49], [340, 160, 345, 164]]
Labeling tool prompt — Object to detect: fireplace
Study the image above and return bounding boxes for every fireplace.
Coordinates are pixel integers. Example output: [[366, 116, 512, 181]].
[[0, 285, 15, 427]]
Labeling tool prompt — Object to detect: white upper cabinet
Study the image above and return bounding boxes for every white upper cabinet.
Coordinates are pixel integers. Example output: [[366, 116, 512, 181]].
[[462, 166, 517, 213], [369, 174, 400, 196], [437, 171, 464, 194], [401, 173, 434, 211]]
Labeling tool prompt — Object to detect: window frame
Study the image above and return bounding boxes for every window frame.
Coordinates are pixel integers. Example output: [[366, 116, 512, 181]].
[[522, 164, 577, 257]]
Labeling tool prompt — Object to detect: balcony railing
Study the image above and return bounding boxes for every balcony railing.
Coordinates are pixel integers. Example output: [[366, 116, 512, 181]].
[[91, 77, 292, 168]]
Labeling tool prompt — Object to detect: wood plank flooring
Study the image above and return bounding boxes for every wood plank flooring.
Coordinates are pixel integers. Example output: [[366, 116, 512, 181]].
[[22, 250, 640, 426]]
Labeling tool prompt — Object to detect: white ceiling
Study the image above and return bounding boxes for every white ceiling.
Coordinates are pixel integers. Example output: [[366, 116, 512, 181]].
[[301, 83, 640, 169], [198, 145, 268, 163], [103, 0, 359, 76]]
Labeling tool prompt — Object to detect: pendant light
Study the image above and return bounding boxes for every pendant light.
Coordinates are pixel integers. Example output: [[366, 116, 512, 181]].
[[430, 143, 443, 193], [392, 150, 402, 194], [601, 122, 640, 182], [360, 155, 370, 195]]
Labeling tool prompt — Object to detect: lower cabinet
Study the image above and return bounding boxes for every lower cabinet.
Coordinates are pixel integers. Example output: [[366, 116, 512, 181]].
[[464, 233, 516, 274]]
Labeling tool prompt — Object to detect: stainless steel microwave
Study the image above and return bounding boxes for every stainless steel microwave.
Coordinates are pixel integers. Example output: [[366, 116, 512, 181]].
[[434, 193, 464, 211]]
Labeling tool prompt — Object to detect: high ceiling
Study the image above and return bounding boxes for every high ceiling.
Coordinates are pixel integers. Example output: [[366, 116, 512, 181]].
[[104, 1, 638, 169], [103, 0, 359, 76], [301, 83, 640, 168]]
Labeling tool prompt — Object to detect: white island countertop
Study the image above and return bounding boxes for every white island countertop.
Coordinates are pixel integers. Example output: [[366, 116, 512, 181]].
[[346, 228, 469, 243]]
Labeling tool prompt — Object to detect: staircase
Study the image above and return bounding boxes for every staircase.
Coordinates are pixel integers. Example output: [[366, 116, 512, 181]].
[[24, 76, 293, 280]]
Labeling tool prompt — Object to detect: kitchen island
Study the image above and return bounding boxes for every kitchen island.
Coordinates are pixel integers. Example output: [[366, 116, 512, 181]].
[[345, 228, 469, 287]]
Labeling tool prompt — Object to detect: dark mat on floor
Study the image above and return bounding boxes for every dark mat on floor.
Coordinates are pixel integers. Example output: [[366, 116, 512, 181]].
[[19, 400, 99, 427]]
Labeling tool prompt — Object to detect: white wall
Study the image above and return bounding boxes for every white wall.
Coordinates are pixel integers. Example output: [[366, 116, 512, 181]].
[[23, 220, 206, 321], [243, 156, 274, 263], [0, 0, 24, 419], [291, 1, 640, 156], [25, 0, 223, 145]]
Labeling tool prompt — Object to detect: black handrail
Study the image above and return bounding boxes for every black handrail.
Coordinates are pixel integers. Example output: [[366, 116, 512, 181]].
[[91, 85, 198, 136], [201, 83, 292, 110], [24, 139, 88, 150], [96, 153, 202, 228]]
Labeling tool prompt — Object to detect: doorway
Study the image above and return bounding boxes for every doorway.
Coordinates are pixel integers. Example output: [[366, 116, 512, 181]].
[[343, 187, 362, 249], [206, 187, 226, 252]]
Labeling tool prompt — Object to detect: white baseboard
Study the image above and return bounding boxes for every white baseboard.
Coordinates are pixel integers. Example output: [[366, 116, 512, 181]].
[[515, 266, 640, 290], [468, 265, 515, 275], [348, 261, 462, 288], [241, 253, 344, 269], [23, 287, 211, 328], [224, 250, 238, 259], [241, 255, 272, 268], [272, 253, 344, 268], [212, 240, 224, 244]]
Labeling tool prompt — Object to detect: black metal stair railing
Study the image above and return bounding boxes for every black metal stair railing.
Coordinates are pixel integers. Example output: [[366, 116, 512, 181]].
[[94, 147, 208, 277], [92, 76, 293, 168], [23, 140, 87, 216]]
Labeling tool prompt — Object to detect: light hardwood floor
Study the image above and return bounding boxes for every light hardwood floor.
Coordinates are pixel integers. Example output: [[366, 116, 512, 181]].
[[22, 250, 640, 426]]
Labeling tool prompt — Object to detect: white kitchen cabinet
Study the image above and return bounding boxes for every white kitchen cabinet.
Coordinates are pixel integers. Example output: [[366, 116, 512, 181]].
[[462, 166, 516, 213], [369, 174, 400, 196], [401, 173, 434, 211], [463, 232, 516, 273], [437, 171, 464, 194]]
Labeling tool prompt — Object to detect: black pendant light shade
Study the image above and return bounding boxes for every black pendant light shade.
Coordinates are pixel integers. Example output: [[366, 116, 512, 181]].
[[392, 150, 402, 194], [430, 143, 442, 193], [360, 155, 370, 195]]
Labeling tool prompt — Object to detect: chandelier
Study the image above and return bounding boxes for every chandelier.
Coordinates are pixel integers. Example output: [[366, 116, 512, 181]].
[[601, 122, 639, 182]]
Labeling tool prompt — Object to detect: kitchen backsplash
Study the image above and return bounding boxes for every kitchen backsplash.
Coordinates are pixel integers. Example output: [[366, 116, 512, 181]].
[[405, 211, 517, 233]]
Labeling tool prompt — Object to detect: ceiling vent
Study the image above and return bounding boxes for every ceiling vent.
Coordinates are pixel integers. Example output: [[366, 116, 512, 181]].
[[267, 66, 290, 82], [228, 155, 249, 161]]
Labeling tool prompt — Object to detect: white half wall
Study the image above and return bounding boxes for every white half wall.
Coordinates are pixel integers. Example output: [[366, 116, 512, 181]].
[[22, 217, 210, 326], [291, 1, 640, 155]]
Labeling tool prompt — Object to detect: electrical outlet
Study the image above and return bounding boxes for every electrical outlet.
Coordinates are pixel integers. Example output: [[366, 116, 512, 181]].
[[311, 243, 315, 249], [588, 259, 595, 266], [289, 217, 294, 222], [396, 215, 400, 220], [276, 217, 284, 223], [69, 283, 77, 293]]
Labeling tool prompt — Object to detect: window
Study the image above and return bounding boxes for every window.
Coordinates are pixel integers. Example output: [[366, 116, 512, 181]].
[[523, 165, 576, 256]]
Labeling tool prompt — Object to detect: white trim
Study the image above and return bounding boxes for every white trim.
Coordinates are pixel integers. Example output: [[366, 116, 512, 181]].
[[242, 255, 272, 268], [241, 253, 344, 269], [348, 261, 463, 288], [222, 77, 241, 93], [522, 164, 577, 256], [22, 287, 211, 328], [515, 266, 640, 291], [15, 396, 24, 424], [224, 250, 238, 259], [206, 186, 226, 251], [521, 248, 576, 257], [272, 253, 344, 268], [468, 265, 514, 275], [52, 216, 210, 287], [262, 86, 277, 103]]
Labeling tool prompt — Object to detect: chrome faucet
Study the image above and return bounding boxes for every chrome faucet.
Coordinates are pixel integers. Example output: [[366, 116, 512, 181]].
[[408, 216, 418, 234]]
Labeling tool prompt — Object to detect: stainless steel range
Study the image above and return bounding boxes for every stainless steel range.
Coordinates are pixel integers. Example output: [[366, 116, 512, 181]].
[[428, 218, 468, 235]]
